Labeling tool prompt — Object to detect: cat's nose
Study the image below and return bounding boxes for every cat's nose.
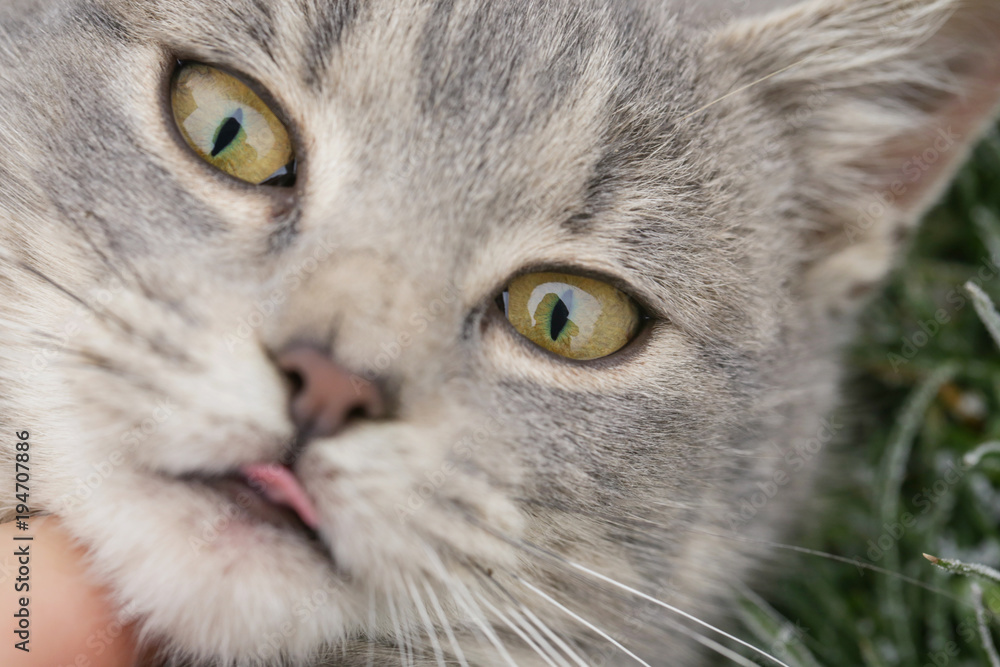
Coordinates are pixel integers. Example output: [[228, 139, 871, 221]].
[[277, 346, 384, 440]]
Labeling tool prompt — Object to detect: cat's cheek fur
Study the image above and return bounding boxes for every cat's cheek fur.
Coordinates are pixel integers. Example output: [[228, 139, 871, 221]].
[[297, 419, 528, 577], [49, 286, 294, 477]]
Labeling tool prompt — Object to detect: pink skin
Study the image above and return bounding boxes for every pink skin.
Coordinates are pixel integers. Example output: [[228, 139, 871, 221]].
[[0, 519, 138, 667], [241, 463, 321, 530]]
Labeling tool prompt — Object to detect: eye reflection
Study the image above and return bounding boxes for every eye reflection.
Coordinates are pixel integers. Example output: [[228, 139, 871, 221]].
[[171, 63, 296, 186], [503, 272, 642, 361]]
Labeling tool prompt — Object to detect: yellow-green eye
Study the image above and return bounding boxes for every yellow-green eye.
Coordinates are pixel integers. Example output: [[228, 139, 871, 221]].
[[503, 272, 643, 361], [171, 63, 295, 185]]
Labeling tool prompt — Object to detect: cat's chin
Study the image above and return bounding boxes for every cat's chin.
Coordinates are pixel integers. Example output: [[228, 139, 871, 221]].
[[55, 468, 358, 666]]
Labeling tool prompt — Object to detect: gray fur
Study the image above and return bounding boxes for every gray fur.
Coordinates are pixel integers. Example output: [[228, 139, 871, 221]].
[[0, 0, 998, 665]]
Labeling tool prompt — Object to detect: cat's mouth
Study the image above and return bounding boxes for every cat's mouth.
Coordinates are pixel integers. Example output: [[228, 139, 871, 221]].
[[183, 463, 324, 542]]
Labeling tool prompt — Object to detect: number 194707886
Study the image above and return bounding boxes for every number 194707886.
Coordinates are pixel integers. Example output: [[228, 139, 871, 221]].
[[14, 431, 30, 522]]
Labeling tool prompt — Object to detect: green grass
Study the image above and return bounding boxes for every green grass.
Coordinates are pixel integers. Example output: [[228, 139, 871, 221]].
[[738, 126, 1000, 666]]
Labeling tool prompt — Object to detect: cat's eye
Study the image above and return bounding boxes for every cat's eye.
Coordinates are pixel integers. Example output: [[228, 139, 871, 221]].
[[501, 272, 643, 361], [171, 63, 295, 186]]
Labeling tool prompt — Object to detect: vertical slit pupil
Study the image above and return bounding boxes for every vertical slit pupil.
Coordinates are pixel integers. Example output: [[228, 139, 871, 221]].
[[212, 116, 243, 157], [550, 297, 570, 341]]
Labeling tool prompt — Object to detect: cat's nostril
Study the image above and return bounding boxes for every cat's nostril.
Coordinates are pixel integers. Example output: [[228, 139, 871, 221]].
[[283, 367, 306, 395], [276, 346, 384, 441], [344, 405, 368, 424]]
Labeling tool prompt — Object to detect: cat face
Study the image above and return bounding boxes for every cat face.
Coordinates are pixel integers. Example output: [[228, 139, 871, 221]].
[[1, 0, 998, 665]]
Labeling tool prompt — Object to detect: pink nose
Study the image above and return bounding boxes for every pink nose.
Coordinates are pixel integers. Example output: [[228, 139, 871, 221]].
[[277, 346, 384, 439]]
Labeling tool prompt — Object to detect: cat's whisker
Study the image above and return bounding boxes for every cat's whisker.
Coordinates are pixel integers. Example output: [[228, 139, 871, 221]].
[[559, 558, 791, 667], [385, 585, 411, 667], [405, 573, 447, 667], [504, 605, 575, 667], [683, 528, 960, 601], [64, 211, 176, 321], [420, 577, 471, 667], [513, 576, 653, 667], [516, 605, 590, 667], [367, 585, 377, 667], [468, 562, 583, 667], [448, 585, 519, 667], [420, 546, 519, 667], [670, 629, 766, 667], [1, 256, 192, 365], [465, 515, 790, 666], [419, 551, 497, 662], [469, 570, 575, 667], [397, 574, 418, 667], [473, 592, 564, 667], [672, 55, 817, 126], [497, 562, 764, 667]]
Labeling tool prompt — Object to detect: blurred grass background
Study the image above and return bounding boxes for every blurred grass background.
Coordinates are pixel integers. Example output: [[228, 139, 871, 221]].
[[738, 126, 1000, 665]]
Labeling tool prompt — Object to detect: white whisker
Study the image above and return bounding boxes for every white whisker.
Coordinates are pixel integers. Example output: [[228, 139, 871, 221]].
[[517, 605, 589, 667], [367, 586, 376, 667], [686, 528, 957, 600], [386, 586, 411, 667], [472, 570, 576, 667], [406, 574, 447, 667], [476, 593, 563, 667], [449, 586, 519, 667], [505, 604, 574, 667], [676, 55, 818, 124], [420, 546, 519, 667], [422, 578, 471, 667], [516, 577, 653, 667], [395, 572, 418, 667], [662, 620, 763, 667], [463, 517, 791, 667], [562, 559, 790, 667]]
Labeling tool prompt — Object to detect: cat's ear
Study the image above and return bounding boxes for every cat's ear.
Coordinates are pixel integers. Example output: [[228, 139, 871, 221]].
[[709, 0, 1000, 310]]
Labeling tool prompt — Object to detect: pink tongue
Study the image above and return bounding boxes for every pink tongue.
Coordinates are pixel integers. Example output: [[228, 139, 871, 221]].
[[240, 464, 321, 530]]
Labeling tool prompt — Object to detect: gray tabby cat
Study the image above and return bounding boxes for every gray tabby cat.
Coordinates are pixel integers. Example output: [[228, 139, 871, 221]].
[[1, 0, 998, 664]]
